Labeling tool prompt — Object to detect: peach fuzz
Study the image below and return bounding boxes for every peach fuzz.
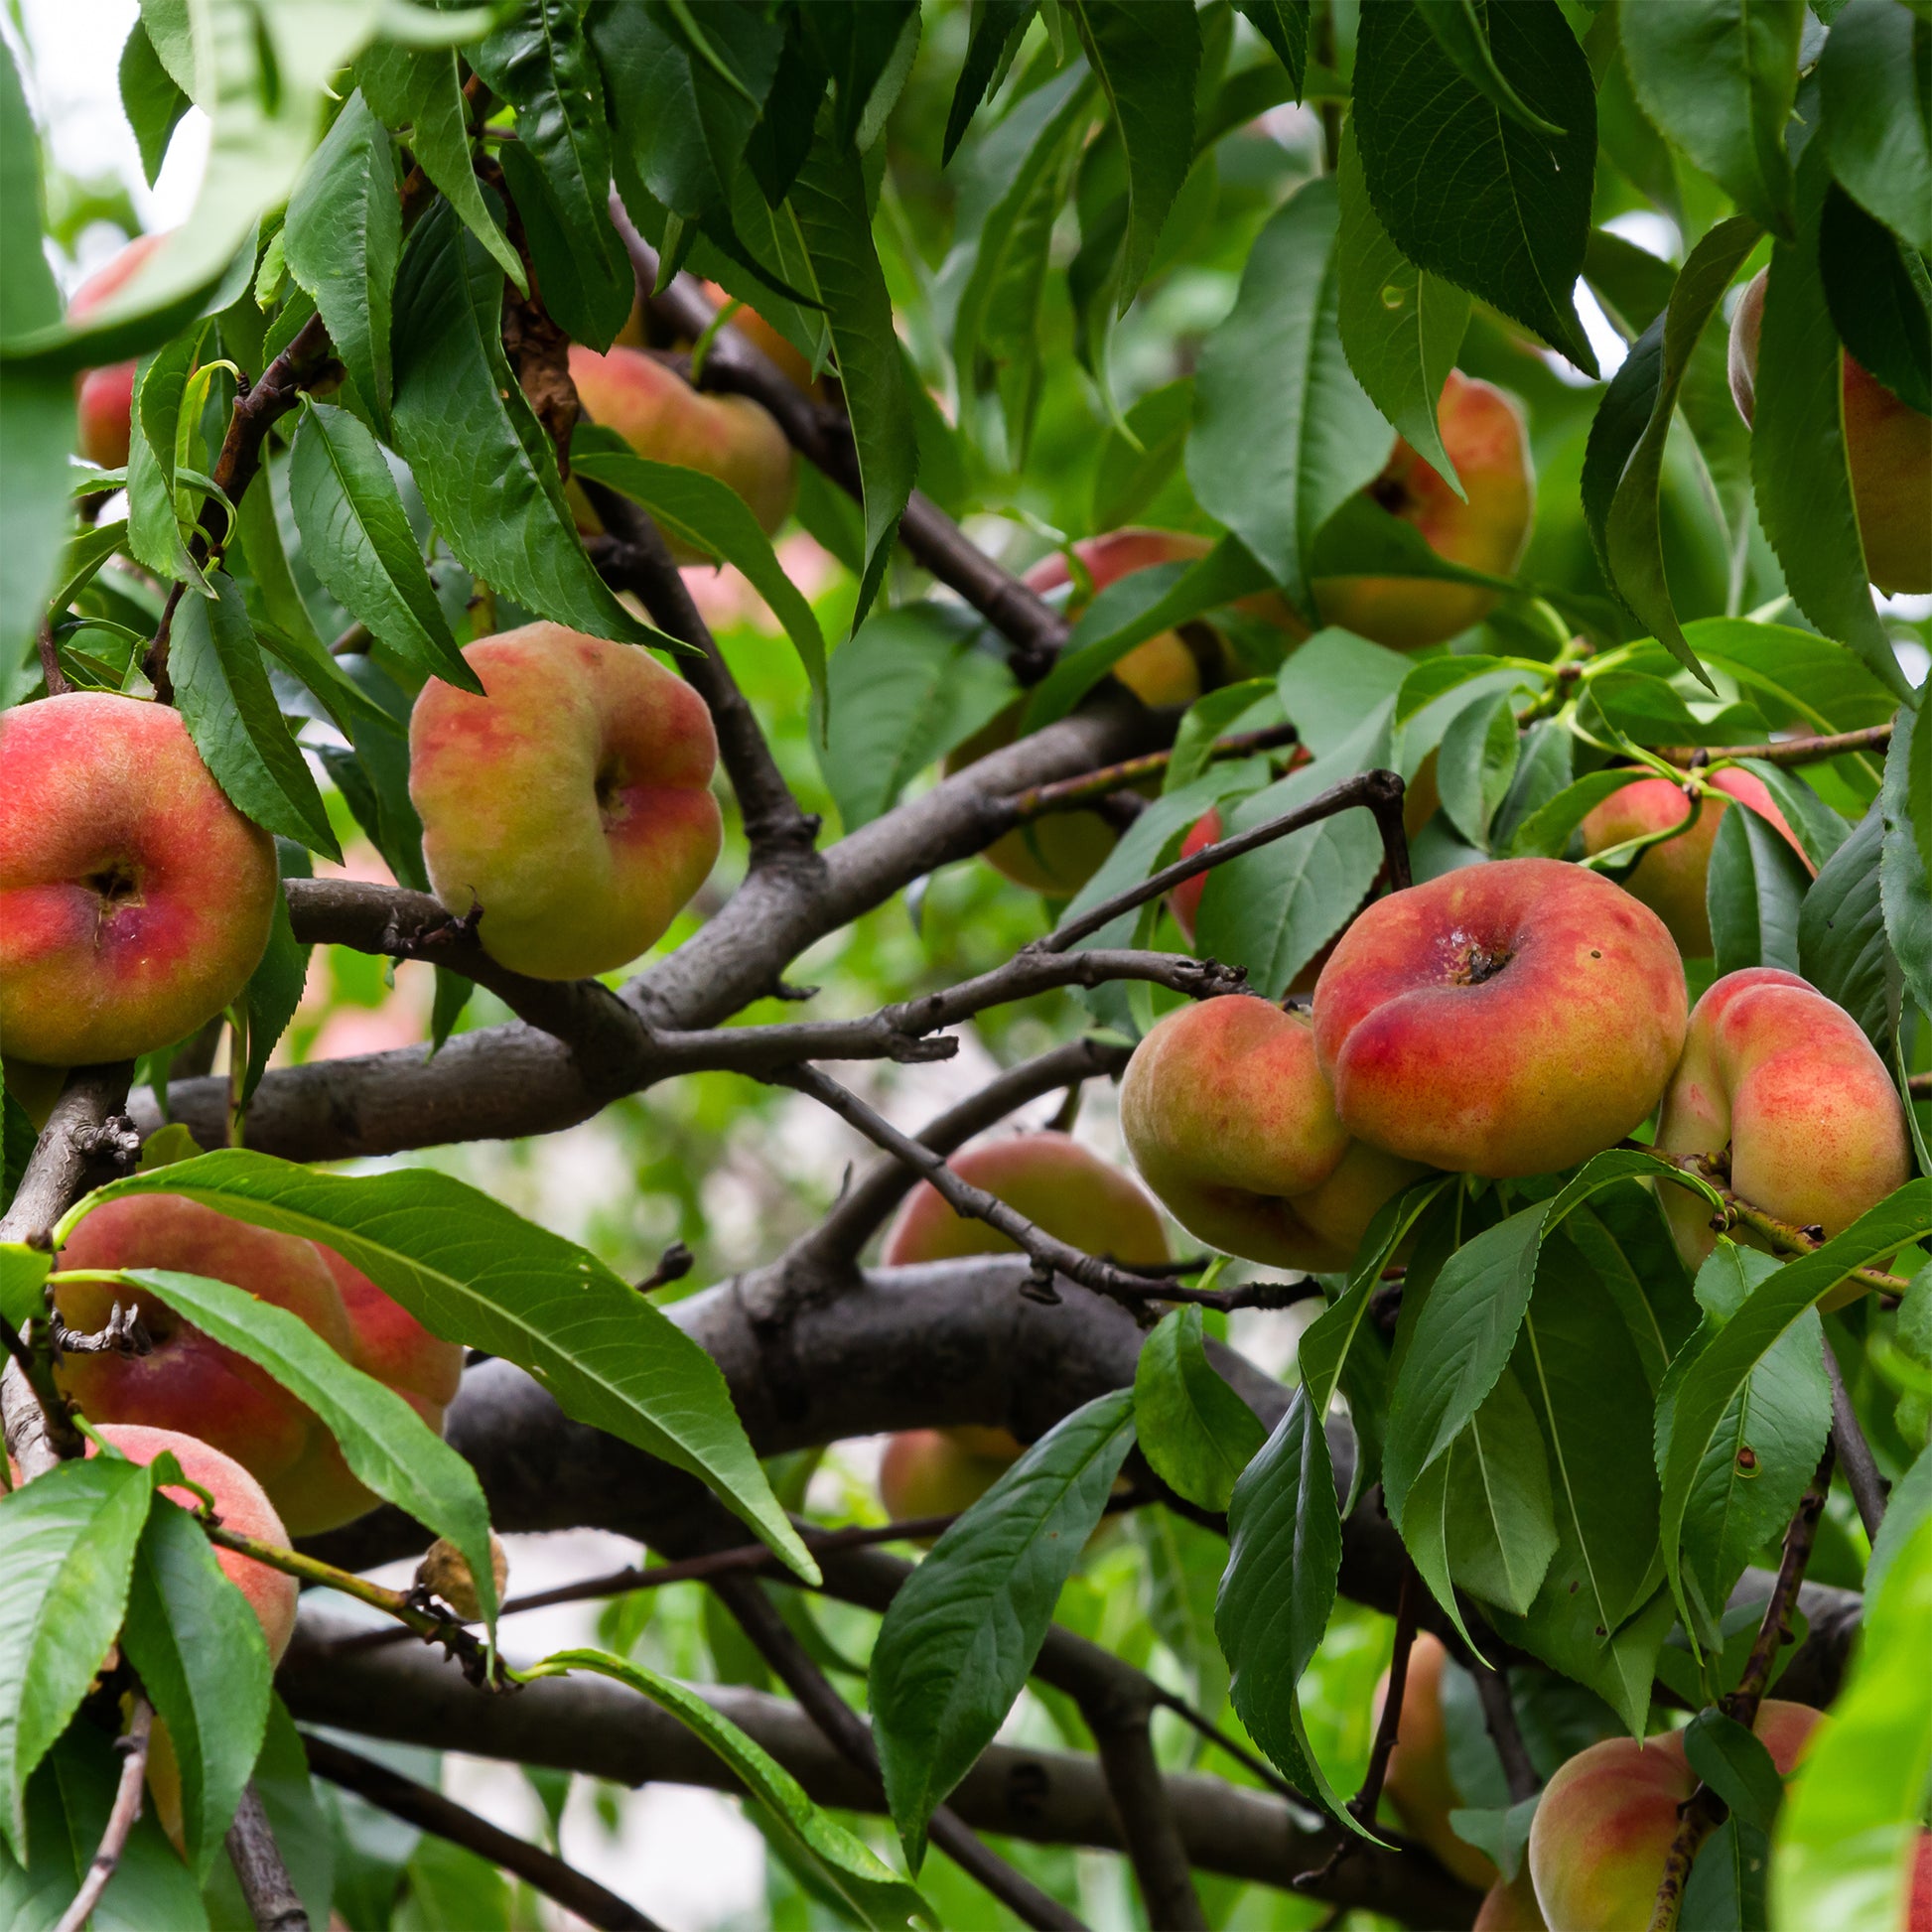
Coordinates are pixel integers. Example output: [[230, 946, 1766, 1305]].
[[883, 1131, 1167, 1458], [567, 344, 795, 561], [1312, 858, 1687, 1178], [1581, 766, 1808, 956], [1528, 1701, 1823, 1932], [0, 693, 277, 1067], [1120, 996, 1427, 1273], [1655, 969, 1911, 1303], [408, 624, 723, 980], [54, 1195, 358, 1529], [1314, 370, 1535, 648], [1730, 267, 1932, 594], [70, 231, 167, 470], [1374, 1633, 1498, 1891]]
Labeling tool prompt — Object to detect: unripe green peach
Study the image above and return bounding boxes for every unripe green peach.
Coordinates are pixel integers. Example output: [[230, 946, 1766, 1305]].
[[0, 693, 277, 1067], [1580, 766, 1808, 957], [408, 623, 723, 980], [1529, 1701, 1824, 1931], [1313, 371, 1535, 649], [1730, 267, 1932, 594], [568, 345, 794, 560], [1311, 859, 1687, 1178], [884, 1131, 1168, 1456], [1121, 995, 1427, 1273], [1374, 1633, 1498, 1891], [1656, 968, 1911, 1304]]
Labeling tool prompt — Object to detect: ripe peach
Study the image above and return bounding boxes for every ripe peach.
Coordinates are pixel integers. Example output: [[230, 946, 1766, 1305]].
[[0, 693, 277, 1067], [1580, 767, 1809, 956], [1730, 268, 1932, 594], [1169, 806, 1223, 944], [884, 1131, 1168, 1458], [1314, 371, 1535, 649], [699, 281, 822, 394], [89, 1422, 298, 1661], [1911, 1832, 1931, 1932], [1656, 968, 1911, 1301], [1528, 1701, 1823, 1931], [567, 345, 795, 561], [1474, 1867, 1547, 1930], [878, 1429, 1015, 1527], [408, 623, 723, 979], [1311, 858, 1687, 1178], [1120, 995, 1428, 1272], [55, 1196, 357, 1531], [1374, 1633, 1498, 1890], [70, 232, 167, 470]]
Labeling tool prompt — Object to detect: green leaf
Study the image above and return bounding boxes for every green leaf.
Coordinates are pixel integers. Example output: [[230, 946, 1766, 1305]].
[[1751, 143, 1912, 702], [474, 0, 629, 348], [1334, 121, 1471, 495], [1881, 703, 1932, 1024], [238, 849, 311, 1107], [817, 601, 1015, 831], [4, 0, 379, 373], [1736, 759, 1850, 873], [1657, 1182, 1932, 1627], [1192, 722, 1391, 996], [286, 402, 476, 690], [1133, 1306, 1267, 1511], [1439, 1365, 1558, 1615], [121, 1495, 271, 1875], [389, 202, 651, 648], [944, 2, 1035, 162], [0, 1455, 153, 1859], [358, 44, 524, 291], [119, 17, 189, 188], [1688, 618, 1899, 737], [1092, 375, 1193, 530], [1354, 0, 1597, 373], [571, 426, 828, 712], [1620, 0, 1803, 235], [1686, 1710, 1785, 1833], [1819, 186, 1932, 418], [1234, 0, 1309, 97], [62, 1151, 818, 1583], [1280, 627, 1411, 755], [1135, 1509, 1229, 1714], [786, 110, 917, 629], [534, 1649, 927, 1928], [870, 1390, 1136, 1867], [1164, 678, 1281, 794], [283, 90, 399, 429], [171, 572, 342, 859], [1021, 536, 1275, 732], [1707, 792, 1810, 976], [0, 1244, 51, 1333], [1773, 1499, 1932, 1932], [1800, 809, 1903, 1058], [1820, 0, 1932, 256], [1585, 217, 1759, 686], [1186, 176, 1389, 612], [108, 1265, 498, 1626], [1068, 1, 1199, 309], [800, 2, 917, 151], [1435, 688, 1520, 849], [1414, 0, 1567, 136], [124, 326, 207, 588]]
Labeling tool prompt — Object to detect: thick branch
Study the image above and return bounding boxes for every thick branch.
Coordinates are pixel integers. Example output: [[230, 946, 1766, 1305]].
[[709, 1573, 1086, 1932], [225, 1784, 310, 1932], [302, 1734, 663, 1932], [280, 1611, 1476, 1929]]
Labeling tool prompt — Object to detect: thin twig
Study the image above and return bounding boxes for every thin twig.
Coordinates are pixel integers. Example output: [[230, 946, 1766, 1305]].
[[36, 620, 70, 697], [1473, 1668, 1539, 1805], [224, 1783, 310, 1932], [1823, 1338, 1887, 1540], [1006, 723, 1305, 821], [1657, 721, 1895, 769], [52, 1697, 153, 1932], [1647, 1447, 1835, 1932], [708, 1573, 1089, 1932], [303, 1734, 666, 1932]]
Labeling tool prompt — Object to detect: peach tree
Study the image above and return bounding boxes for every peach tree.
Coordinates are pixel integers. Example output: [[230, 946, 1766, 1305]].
[[0, 2, 1929, 1928]]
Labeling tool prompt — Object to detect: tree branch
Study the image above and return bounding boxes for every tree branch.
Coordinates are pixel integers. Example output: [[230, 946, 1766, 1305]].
[[1005, 723, 1303, 822], [302, 1734, 665, 1932], [225, 1783, 310, 1932], [1657, 721, 1895, 769], [52, 1697, 153, 1932], [1824, 1336, 1887, 1540], [1473, 1669, 1540, 1806], [281, 1610, 1476, 1930], [708, 1572, 1087, 1932]]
